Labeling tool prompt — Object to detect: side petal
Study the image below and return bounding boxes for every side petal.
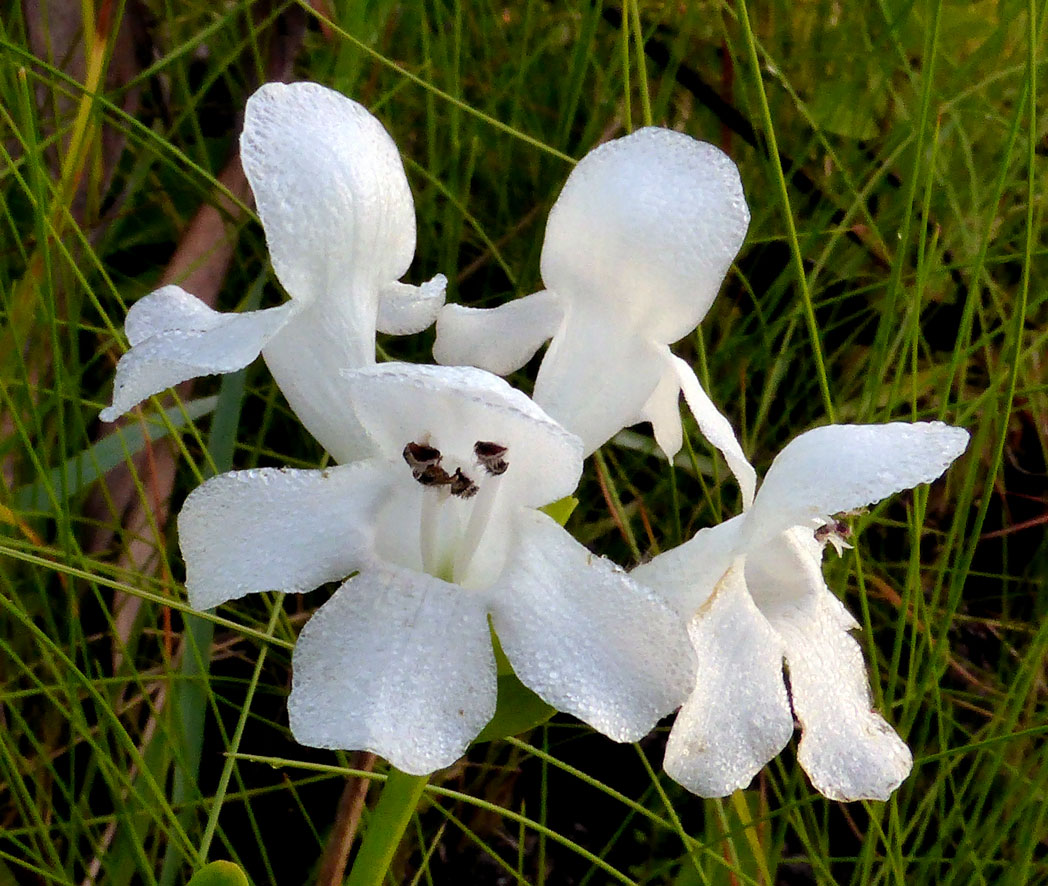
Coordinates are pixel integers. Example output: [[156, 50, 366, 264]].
[[744, 421, 970, 548], [533, 310, 665, 456], [672, 355, 757, 508], [124, 284, 217, 344], [636, 356, 684, 460], [241, 82, 417, 303], [663, 560, 794, 798], [786, 600, 912, 801], [288, 563, 496, 775], [177, 461, 390, 610], [101, 286, 295, 422], [490, 508, 696, 742], [432, 290, 565, 376], [630, 515, 745, 619], [750, 533, 912, 801], [376, 274, 448, 335]]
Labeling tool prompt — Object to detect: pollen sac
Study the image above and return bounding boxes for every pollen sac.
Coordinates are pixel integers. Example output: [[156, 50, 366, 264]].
[[474, 440, 508, 476], [403, 441, 443, 479], [416, 464, 453, 487], [404, 441, 455, 488], [814, 521, 845, 542], [814, 518, 854, 556], [449, 468, 479, 499], [403, 439, 480, 496]]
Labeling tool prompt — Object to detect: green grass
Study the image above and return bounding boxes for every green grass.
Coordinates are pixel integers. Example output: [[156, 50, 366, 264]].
[[2, 0, 1046, 883]]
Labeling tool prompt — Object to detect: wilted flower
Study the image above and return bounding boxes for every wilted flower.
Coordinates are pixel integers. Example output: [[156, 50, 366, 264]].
[[434, 126, 755, 504], [632, 421, 969, 801], [102, 81, 445, 463], [179, 363, 696, 774]]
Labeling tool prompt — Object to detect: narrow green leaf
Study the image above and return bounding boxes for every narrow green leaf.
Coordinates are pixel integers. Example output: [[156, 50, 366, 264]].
[[13, 396, 218, 513], [0, 857, 20, 886], [159, 273, 261, 886]]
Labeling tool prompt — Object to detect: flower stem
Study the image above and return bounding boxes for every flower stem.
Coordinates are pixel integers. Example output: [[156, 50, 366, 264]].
[[344, 767, 429, 886], [453, 474, 500, 583], [419, 487, 446, 576]]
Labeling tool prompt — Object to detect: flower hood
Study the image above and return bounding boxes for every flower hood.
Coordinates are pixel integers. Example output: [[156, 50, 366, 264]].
[[433, 126, 754, 502], [102, 81, 445, 463]]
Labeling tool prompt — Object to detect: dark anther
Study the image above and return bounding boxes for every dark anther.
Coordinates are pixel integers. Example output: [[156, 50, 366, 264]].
[[416, 464, 452, 487], [450, 468, 479, 498], [814, 519, 851, 543], [474, 440, 508, 475], [404, 440, 481, 497], [404, 441, 443, 479]]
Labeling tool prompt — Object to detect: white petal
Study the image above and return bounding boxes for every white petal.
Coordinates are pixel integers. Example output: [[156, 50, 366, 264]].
[[532, 311, 665, 456], [636, 357, 684, 460], [673, 355, 757, 508], [376, 274, 448, 335], [663, 560, 794, 797], [124, 284, 215, 344], [288, 563, 496, 775], [790, 625, 913, 802], [744, 528, 856, 628], [237, 81, 435, 460], [630, 515, 745, 619], [342, 363, 583, 510], [177, 461, 390, 610], [370, 478, 430, 573], [432, 290, 564, 376], [241, 82, 416, 306], [744, 422, 970, 548], [751, 535, 911, 801], [260, 296, 376, 464], [540, 127, 749, 344], [101, 286, 295, 422], [490, 508, 696, 742]]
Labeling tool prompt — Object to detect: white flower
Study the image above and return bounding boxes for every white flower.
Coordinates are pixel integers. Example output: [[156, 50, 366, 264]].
[[178, 363, 696, 775], [433, 126, 755, 504], [101, 81, 446, 463], [631, 421, 970, 801]]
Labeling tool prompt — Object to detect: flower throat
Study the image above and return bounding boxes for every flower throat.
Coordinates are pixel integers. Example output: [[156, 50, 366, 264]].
[[403, 439, 510, 583]]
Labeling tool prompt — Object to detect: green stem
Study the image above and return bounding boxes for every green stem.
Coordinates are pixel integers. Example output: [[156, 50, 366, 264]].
[[629, 0, 653, 126], [735, 0, 835, 422], [345, 768, 429, 886], [199, 595, 284, 858]]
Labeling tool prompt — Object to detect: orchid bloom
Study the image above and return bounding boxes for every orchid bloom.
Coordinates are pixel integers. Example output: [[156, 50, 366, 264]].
[[631, 422, 969, 801], [178, 362, 696, 775], [101, 81, 445, 463], [433, 126, 755, 504]]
